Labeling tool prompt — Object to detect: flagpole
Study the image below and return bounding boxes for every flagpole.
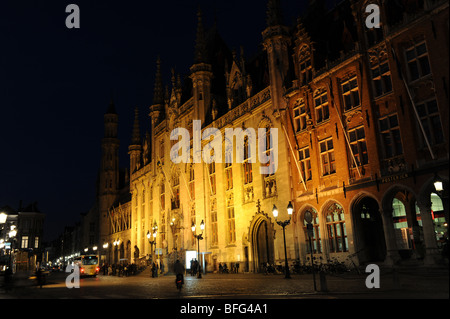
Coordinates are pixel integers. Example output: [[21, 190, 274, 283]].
[[391, 47, 435, 160], [327, 82, 362, 178]]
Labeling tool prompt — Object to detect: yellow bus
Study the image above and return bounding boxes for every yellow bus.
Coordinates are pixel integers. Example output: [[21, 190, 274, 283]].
[[74, 255, 100, 277]]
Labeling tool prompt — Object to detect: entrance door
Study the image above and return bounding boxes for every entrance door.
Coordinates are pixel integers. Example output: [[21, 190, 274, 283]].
[[354, 197, 386, 263], [253, 218, 274, 272]]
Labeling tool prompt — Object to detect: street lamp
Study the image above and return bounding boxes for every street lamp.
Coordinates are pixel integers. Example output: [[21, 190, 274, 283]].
[[192, 220, 205, 278], [434, 176, 444, 193], [272, 202, 293, 279], [304, 210, 317, 291]]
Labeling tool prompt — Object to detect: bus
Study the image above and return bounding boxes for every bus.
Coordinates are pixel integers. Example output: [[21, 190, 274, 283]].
[[74, 255, 100, 277]]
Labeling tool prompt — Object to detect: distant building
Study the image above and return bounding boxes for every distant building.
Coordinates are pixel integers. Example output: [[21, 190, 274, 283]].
[[0, 202, 45, 271]]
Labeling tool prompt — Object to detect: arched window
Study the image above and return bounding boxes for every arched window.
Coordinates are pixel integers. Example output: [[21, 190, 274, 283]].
[[160, 183, 165, 211], [303, 209, 321, 253], [325, 203, 348, 253], [172, 173, 180, 209], [243, 136, 253, 185], [415, 193, 446, 245], [188, 164, 195, 200], [298, 45, 312, 86], [392, 198, 409, 249]]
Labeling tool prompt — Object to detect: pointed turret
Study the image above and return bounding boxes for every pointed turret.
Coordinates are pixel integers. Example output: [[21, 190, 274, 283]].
[[99, 100, 120, 244], [266, 0, 283, 27], [194, 8, 207, 64], [131, 106, 141, 146], [190, 8, 213, 125], [262, 0, 291, 110], [129, 106, 142, 173], [150, 57, 165, 127], [153, 56, 164, 106]]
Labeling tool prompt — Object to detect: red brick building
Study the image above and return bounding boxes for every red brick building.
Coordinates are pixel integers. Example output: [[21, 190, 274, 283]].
[[284, 0, 448, 267]]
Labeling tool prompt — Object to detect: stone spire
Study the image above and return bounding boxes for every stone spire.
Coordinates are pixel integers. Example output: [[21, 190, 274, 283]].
[[266, 0, 283, 27], [194, 8, 207, 64], [131, 106, 140, 146], [152, 56, 164, 105]]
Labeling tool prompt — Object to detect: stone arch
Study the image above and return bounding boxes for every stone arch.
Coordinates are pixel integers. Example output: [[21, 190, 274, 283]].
[[295, 205, 321, 263], [381, 184, 420, 260], [416, 175, 449, 263], [248, 211, 275, 273], [320, 200, 349, 256], [350, 193, 386, 264]]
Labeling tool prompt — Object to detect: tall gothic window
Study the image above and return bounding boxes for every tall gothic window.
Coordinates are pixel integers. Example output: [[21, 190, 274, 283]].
[[298, 45, 312, 86], [293, 99, 307, 132], [320, 138, 336, 176], [325, 203, 347, 253], [379, 113, 403, 159], [172, 173, 180, 209], [208, 162, 217, 195], [371, 58, 392, 98], [303, 209, 321, 253], [188, 164, 195, 200], [160, 183, 165, 211], [243, 136, 253, 184], [225, 156, 233, 191], [210, 198, 218, 246], [416, 99, 444, 146], [262, 126, 275, 177], [226, 194, 236, 245], [348, 126, 368, 166], [299, 147, 312, 181]]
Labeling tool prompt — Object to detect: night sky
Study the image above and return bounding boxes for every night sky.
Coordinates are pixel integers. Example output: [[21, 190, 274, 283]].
[[0, 0, 336, 242]]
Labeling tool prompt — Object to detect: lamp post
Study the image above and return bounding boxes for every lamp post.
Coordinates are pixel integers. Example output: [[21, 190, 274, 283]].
[[7, 225, 17, 272], [102, 242, 109, 271], [304, 210, 317, 291], [113, 239, 120, 264], [192, 220, 204, 278], [272, 202, 293, 279], [147, 221, 158, 263]]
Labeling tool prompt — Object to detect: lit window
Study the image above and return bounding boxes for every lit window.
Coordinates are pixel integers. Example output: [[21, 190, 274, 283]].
[[325, 204, 347, 253], [243, 137, 253, 184], [303, 209, 321, 253], [21, 236, 29, 249], [299, 147, 312, 181], [341, 77, 360, 111], [320, 138, 336, 176], [371, 60, 392, 97], [314, 91, 329, 124], [293, 99, 307, 132], [348, 126, 368, 166]]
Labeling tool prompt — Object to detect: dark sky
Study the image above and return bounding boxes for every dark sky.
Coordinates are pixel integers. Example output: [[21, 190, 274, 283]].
[[0, 0, 336, 242]]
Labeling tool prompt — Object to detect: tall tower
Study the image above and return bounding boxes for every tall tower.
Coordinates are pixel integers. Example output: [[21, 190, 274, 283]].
[[190, 8, 213, 125], [129, 106, 142, 173], [262, 0, 291, 111], [98, 100, 120, 244], [149, 57, 164, 173]]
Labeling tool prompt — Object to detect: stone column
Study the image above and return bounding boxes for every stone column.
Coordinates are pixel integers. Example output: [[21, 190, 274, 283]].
[[380, 209, 401, 266], [417, 200, 442, 266]]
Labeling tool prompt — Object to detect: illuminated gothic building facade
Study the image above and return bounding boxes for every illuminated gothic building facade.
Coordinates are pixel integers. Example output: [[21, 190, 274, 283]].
[[94, 0, 448, 272]]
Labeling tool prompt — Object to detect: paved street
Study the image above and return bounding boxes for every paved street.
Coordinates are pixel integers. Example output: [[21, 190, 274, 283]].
[[1, 266, 448, 300]]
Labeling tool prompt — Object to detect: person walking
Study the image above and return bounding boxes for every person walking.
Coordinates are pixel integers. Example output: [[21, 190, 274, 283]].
[[174, 260, 185, 285]]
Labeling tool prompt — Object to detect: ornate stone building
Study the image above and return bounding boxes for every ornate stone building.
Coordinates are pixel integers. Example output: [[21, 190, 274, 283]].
[[95, 0, 448, 273]]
